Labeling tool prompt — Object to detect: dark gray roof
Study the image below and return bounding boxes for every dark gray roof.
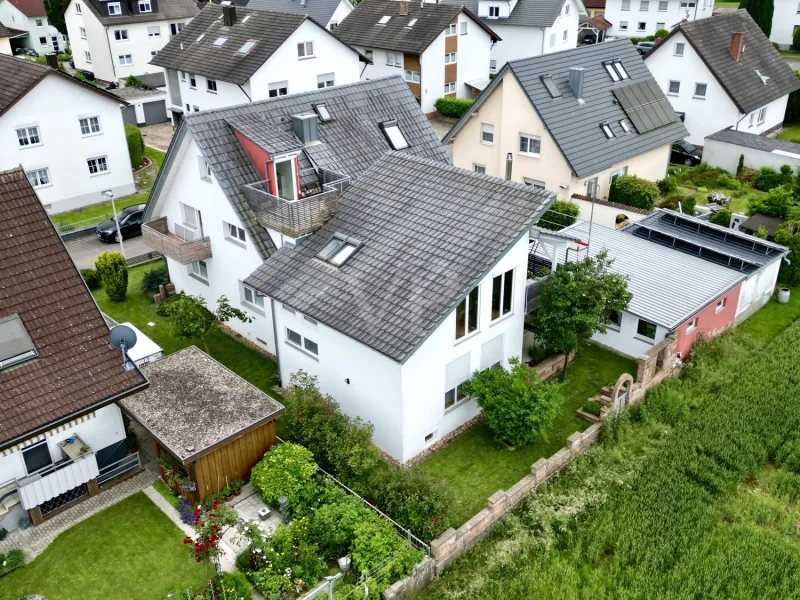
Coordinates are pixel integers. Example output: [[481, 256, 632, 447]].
[[246, 153, 554, 362], [333, 0, 498, 54], [562, 221, 745, 329], [444, 40, 688, 178], [146, 76, 450, 260], [242, 0, 350, 25], [706, 127, 800, 156], [647, 10, 800, 114], [228, 114, 303, 154], [79, 0, 199, 26], [150, 5, 311, 84], [138, 72, 167, 88], [438, 0, 573, 28], [741, 213, 784, 237]]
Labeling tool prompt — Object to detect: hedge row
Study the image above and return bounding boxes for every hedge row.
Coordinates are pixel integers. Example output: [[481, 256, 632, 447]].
[[125, 123, 145, 169], [608, 174, 659, 211], [434, 96, 474, 119]]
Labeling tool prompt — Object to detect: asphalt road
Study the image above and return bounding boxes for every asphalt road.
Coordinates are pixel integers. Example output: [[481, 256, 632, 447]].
[[65, 234, 151, 270]]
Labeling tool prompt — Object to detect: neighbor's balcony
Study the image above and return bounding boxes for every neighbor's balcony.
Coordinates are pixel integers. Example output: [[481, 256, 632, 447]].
[[16, 440, 99, 511], [241, 168, 350, 238], [142, 217, 212, 265]]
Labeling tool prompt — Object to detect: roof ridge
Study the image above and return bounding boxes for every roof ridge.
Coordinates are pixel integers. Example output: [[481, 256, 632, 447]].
[[508, 37, 630, 67]]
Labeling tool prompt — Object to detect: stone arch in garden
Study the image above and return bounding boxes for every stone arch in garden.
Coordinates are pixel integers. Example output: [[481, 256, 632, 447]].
[[611, 373, 635, 412]]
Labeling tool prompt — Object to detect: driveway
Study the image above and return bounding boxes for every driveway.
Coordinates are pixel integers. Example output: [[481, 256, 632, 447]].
[[429, 117, 455, 159], [66, 234, 152, 270], [141, 122, 174, 152], [784, 55, 800, 72]]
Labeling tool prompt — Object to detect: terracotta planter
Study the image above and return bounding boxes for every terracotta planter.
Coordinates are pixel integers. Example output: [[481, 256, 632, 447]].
[[225, 494, 234, 502], [233, 490, 241, 496]]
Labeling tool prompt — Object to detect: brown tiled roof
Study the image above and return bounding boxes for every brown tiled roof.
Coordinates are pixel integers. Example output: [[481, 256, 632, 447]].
[[7, 0, 45, 17], [0, 168, 147, 448], [583, 0, 605, 8]]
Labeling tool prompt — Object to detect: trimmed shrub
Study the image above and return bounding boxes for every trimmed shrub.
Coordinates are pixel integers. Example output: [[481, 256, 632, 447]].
[[657, 175, 678, 195], [94, 251, 128, 301], [753, 166, 790, 191], [250, 442, 318, 512], [608, 174, 659, 210], [709, 209, 732, 227], [125, 74, 144, 87], [124, 123, 145, 169], [538, 200, 580, 231], [140, 266, 169, 295], [654, 28, 669, 39], [717, 173, 741, 190], [434, 96, 474, 118], [80, 267, 101, 290], [747, 184, 795, 218], [680, 195, 696, 216]]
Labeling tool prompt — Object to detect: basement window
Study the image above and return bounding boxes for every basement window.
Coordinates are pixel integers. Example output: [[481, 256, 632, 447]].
[[380, 120, 409, 150], [0, 314, 37, 370], [314, 103, 331, 122], [212, 37, 228, 47], [316, 233, 361, 266]]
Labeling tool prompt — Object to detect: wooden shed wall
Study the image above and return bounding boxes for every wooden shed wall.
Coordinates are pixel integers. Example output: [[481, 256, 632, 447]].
[[191, 421, 276, 500]]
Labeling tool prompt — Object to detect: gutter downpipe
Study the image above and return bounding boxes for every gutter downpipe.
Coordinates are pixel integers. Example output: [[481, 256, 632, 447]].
[[733, 110, 748, 132], [105, 26, 118, 82], [238, 84, 252, 102], [270, 298, 282, 387]]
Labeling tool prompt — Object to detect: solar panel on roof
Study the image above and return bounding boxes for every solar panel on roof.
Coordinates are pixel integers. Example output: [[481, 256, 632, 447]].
[[612, 81, 678, 134], [541, 75, 561, 98]]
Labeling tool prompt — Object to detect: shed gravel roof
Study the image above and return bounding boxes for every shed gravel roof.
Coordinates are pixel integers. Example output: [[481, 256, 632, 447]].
[[246, 152, 554, 363], [120, 347, 284, 463]]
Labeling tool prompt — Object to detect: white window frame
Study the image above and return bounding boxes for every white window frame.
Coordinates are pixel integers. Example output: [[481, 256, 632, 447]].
[[564, 2, 570, 15], [481, 123, 494, 145], [549, 33, 556, 47], [147, 25, 160, 38], [757, 107, 767, 124], [524, 177, 546, 189], [297, 41, 315, 58], [80, 26, 87, 39], [316, 73, 335, 88], [38, 36, 47, 45], [444, 82, 456, 94], [658, 0, 668, 9], [460, 21, 467, 34], [242, 284, 264, 310], [446, 23, 458, 34], [619, 20, 629, 30], [620, 119, 631, 133], [637, 21, 646, 31], [286, 327, 319, 357], [444, 353, 471, 412], [640, 0, 649, 10], [207, 78, 217, 93], [189, 260, 208, 281], [107, 2, 121, 15], [386, 51, 402, 67], [118, 54, 133, 66], [180, 70, 186, 81], [75, 2, 81, 13], [26, 167, 51, 188], [473, 163, 486, 174], [189, 74, 197, 89], [489, 6, 500, 17], [455, 286, 480, 341], [490, 59, 498, 71], [491, 268, 514, 322], [519, 133, 541, 157], [686, 317, 698, 333], [668, 80, 680, 95], [268, 81, 288, 97], [199, 156, 212, 180], [35, 18, 43, 27], [224, 221, 246, 244], [139, 0, 152, 12], [87, 156, 109, 176], [85, 50, 92, 63], [715, 297, 727, 313], [693, 82, 707, 98], [563, 29, 568, 41], [404, 70, 421, 83], [622, 0, 631, 10], [601, 123, 615, 138], [114, 29, 128, 41], [445, 52, 457, 64], [656, 21, 665, 30], [16, 126, 41, 148], [79, 116, 101, 136], [674, 42, 685, 56]]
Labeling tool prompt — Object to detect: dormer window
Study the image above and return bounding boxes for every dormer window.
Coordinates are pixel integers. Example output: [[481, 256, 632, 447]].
[[378, 15, 391, 24], [0, 314, 37, 370], [380, 120, 409, 150], [314, 103, 331, 122], [138, 0, 152, 13], [108, 2, 121, 16], [317, 234, 361, 267], [237, 40, 257, 55], [213, 37, 228, 47], [488, 6, 499, 17], [603, 59, 630, 81], [601, 123, 615, 138]]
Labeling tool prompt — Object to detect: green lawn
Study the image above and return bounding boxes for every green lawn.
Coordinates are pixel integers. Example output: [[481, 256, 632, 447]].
[[95, 263, 281, 394], [51, 147, 166, 231], [714, 1, 739, 6], [668, 165, 767, 214], [777, 125, 800, 144], [0, 493, 209, 600], [738, 288, 800, 345], [416, 344, 637, 527], [779, 50, 800, 58]]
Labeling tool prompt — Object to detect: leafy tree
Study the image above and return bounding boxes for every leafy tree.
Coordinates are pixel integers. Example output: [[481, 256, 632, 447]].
[[747, 185, 795, 219], [250, 442, 318, 511], [737, 154, 745, 175], [608, 174, 659, 210], [124, 74, 144, 87], [465, 358, 564, 447], [44, 0, 69, 36], [754, 225, 770, 239], [160, 294, 252, 353], [710, 209, 732, 227], [533, 251, 632, 379], [741, 0, 774, 37], [775, 221, 800, 285], [94, 251, 128, 301], [538, 200, 580, 231]]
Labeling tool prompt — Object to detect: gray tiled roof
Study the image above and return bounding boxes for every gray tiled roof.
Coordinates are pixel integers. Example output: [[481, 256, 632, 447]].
[[227, 114, 303, 155], [438, 0, 570, 28], [648, 10, 800, 114], [706, 127, 800, 155], [241, 0, 350, 25], [333, 0, 498, 54], [445, 40, 688, 178], [562, 221, 745, 329], [245, 153, 555, 362], [150, 5, 309, 84], [81, 0, 199, 26], [148, 76, 450, 261]]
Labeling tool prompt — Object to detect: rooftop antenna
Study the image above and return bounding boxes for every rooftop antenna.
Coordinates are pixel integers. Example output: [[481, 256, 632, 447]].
[[109, 325, 137, 369]]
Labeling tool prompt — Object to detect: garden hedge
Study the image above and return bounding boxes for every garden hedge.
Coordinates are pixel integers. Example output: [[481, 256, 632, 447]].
[[124, 122, 145, 169], [538, 200, 579, 231], [80, 267, 101, 290], [434, 96, 474, 119], [608, 174, 659, 210]]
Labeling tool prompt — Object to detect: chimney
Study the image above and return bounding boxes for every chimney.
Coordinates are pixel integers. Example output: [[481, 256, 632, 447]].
[[293, 113, 319, 145], [222, 4, 236, 27], [45, 53, 58, 70], [399, 0, 408, 15], [729, 31, 744, 62], [569, 67, 585, 102]]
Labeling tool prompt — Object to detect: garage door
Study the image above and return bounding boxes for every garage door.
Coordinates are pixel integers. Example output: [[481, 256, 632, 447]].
[[142, 100, 168, 126], [121, 105, 137, 125]]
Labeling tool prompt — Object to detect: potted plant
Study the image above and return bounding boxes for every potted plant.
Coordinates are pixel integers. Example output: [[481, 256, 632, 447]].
[[0, 528, 7, 541], [223, 486, 234, 502], [181, 479, 197, 494], [229, 480, 244, 496], [18, 518, 30, 531]]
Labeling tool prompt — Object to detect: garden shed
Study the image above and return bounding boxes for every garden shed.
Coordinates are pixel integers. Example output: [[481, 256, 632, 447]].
[[120, 346, 284, 500]]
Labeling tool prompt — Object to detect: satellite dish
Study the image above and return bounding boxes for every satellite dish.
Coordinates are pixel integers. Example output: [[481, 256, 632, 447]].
[[109, 325, 137, 351]]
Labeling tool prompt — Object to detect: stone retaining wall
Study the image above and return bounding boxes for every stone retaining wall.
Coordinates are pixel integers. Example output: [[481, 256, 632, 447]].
[[382, 556, 436, 600], [533, 351, 573, 381]]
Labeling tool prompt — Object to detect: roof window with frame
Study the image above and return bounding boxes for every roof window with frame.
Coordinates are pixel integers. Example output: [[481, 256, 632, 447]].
[[0, 314, 37, 370], [241, 14, 251, 23], [406, 18, 418, 27], [603, 59, 629, 82], [316, 234, 361, 267], [541, 74, 561, 98], [196, 33, 205, 42], [601, 123, 615, 138], [212, 37, 228, 47], [314, 103, 332, 122], [237, 40, 258, 55], [379, 120, 409, 150], [378, 15, 391, 24]]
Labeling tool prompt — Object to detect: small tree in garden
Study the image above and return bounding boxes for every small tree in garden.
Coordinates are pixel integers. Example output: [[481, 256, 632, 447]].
[[533, 251, 632, 379], [465, 358, 564, 447], [160, 294, 251, 353], [95, 251, 128, 301], [250, 442, 318, 512], [775, 221, 800, 285], [183, 498, 238, 574]]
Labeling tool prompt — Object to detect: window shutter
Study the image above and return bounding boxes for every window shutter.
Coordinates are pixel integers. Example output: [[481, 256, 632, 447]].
[[480, 334, 504, 371], [445, 352, 471, 391]]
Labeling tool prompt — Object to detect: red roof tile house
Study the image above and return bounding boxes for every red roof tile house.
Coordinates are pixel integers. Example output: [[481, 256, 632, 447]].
[[0, 168, 147, 531]]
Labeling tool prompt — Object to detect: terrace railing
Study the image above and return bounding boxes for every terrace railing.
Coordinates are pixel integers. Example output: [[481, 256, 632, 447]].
[[141, 217, 212, 265]]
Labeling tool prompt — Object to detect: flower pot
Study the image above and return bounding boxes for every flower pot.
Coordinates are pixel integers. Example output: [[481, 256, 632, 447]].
[[778, 287, 791, 305], [225, 495, 233, 502], [338, 556, 351, 572], [233, 490, 241, 496]]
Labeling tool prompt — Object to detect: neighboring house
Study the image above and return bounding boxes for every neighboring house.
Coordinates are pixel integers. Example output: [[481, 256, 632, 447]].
[[110, 71, 170, 127], [0, 167, 148, 532], [703, 126, 800, 174], [584, 0, 605, 18], [0, 22, 19, 54], [150, 4, 366, 124], [438, 0, 586, 71], [602, 0, 713, 38], [140, 76, 450, 361], [443, 40, 688, 203], [63, 0, 199, 84], [245, 152, 554, 462], [0, 54, 136, 213], [0, 0, 67, 55], [332, 0, 500, 114], [241, 0, 354, 31], [644, 10, 800, 145], [769, 1, 800, 50]]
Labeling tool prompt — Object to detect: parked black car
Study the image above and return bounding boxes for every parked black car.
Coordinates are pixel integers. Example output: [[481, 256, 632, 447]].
[[670, 140, 703, 166], [96, 204, 147, 243]]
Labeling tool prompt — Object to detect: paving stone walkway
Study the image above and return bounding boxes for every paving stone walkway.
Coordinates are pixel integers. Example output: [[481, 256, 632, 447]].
[[0, 470, 154, 559]]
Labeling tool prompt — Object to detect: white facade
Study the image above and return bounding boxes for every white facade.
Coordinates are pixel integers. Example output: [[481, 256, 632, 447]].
[[0, 0, 67, 54], [591, 307, 670, 358], [65, 0, 191, 82], [645, 31, 789, 144], [770, 2, 800, 49], [735, 258, 782, 322], [166, 19, 362, 114], [571, 197, 650, 229], [703, 134, 800, 174], [603, 0, 713, 38], [0, 72, 135, 213], [327, 0, 354, 29], [271, 234, 530, 462]]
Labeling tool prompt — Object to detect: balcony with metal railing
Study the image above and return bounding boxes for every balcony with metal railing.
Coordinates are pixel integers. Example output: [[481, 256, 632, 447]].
[[141, 216, 212, 265], [241, 167, 350, 238]]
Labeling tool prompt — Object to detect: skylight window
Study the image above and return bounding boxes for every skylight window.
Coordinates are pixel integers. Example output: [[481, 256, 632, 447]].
[[378, 15, 391, 24], [213, 37, 228, 47], [314, 103, 331, 122], [0, 314, 37, 370], [601, 123, 616, 138], [242, 14, 251, 23], [196, 33, 205, 42], [603, 61, 621, 82], [603, 60, 629, 82], [614, 60, 630, 80], [316, 234, 361, 266], [380, 120, 409, 150], [620, 119, 631, 133], [541, 74, 561, 98], [237, 39, 257, 55], [406, 18, 418, 27]]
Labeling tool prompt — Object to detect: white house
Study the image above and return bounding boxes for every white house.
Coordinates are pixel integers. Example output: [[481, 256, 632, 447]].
[[769, 1, 800, 49], [0, 0, 66, 55], [0, 54, 135, 213], [150, 5, 366, 125], [140, 76, 451, 360], [64, 0, 199, 84], [645, 10, 800, 145], [332, 0, 500, 114], [0, 23, 18, 54], [0, 167, 148, 532], [438, 0, 586, 71], [243, 0, 355, 31], [602, 0, 713, 38]]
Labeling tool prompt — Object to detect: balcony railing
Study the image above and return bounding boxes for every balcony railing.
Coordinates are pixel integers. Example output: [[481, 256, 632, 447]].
[[142, 217, 212, 265], [241, 168, 350, 238], [16, 452, 99, 510]]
